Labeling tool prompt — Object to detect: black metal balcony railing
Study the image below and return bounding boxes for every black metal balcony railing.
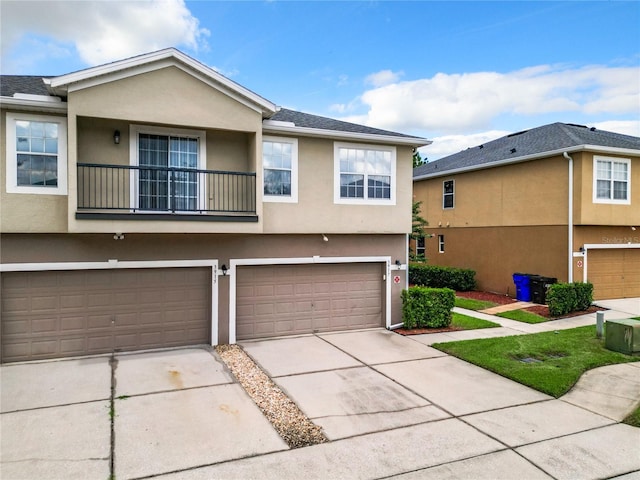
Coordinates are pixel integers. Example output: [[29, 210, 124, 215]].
[[77, 163, 256, 217]]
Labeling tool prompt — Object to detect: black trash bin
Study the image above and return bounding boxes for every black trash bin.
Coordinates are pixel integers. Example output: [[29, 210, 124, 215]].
[[530, 276, 557, 304]]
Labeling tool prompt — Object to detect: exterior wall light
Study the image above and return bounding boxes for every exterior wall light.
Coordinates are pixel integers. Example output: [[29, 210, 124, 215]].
[[114, 130, 121, 144], [221, 264, 228, 276]]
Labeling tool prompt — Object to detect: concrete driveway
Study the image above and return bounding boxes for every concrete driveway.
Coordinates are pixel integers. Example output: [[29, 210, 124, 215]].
[[594, 297, 640, 317], [1, 329, 639, 480]]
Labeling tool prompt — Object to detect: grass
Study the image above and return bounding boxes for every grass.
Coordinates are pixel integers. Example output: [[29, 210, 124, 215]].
[[452, 312, 500, 330], [432, 325, 637, 397], [454, 297, 496, 311], [497, 309, 549, 324], [623, 405, 640, 427]]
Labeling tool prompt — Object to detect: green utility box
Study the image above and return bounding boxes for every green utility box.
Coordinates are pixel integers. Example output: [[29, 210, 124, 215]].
[[605, 319, 640, 356]]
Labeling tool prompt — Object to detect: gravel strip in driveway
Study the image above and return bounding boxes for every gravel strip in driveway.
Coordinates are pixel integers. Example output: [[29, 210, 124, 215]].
[[215, 344, 328, 448]]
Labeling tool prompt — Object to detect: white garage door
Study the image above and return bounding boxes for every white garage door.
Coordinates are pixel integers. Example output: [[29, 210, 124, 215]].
[[236, 263, 384, 340]]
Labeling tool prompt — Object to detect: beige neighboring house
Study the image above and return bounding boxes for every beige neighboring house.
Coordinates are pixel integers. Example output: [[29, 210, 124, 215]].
[[0, 48, 429, 363], [413, 123, 640, 300]]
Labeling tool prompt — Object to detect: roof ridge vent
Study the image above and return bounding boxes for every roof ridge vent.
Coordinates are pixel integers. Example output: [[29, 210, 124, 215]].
[[507, 130, 528, 137]]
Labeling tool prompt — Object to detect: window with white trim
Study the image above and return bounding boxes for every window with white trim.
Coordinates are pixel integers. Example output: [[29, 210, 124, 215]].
[[443, 180, 454, 209], [129, 125, 206, 211], [334, 142, 396, 204], [593, 156, 630, 204], [263, 136, 298, 203], [438, 234, 445, 253], [5, 112, 67, 195], [416, 237, 426, 258]]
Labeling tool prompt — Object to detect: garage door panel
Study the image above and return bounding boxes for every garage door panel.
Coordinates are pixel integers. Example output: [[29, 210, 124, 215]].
[[2, 267, 211, 362], [236, 263, 383, 340], [589, 249, 640, 299]]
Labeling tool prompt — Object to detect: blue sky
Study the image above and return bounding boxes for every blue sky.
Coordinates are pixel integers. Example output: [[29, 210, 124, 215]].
[[2, 0, 639, 159]]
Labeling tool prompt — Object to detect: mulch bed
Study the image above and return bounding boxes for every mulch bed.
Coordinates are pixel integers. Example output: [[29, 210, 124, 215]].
[[395, 290, 605, 335]]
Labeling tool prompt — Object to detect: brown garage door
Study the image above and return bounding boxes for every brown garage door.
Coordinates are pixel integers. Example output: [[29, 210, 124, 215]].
[[236, 263, 384, 340], [1, 267, 211, 363], [588, 249, 640, 300]]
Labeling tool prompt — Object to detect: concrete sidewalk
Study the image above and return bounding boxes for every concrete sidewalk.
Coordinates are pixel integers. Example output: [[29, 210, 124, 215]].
[[1, 300, 639, 480]]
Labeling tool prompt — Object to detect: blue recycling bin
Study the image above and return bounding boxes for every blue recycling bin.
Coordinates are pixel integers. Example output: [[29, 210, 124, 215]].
[[512, 273, 532, 301]]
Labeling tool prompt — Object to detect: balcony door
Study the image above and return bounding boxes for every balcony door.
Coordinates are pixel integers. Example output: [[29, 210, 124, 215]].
[[137, 133, 199, 211]]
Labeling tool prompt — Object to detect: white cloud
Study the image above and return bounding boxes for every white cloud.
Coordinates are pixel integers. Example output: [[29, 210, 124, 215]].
[[356, 64, 640, 134], [419, 130, 511, 161], [365, 69, 403, 87], [591, 120, 640, 137], [1, 0, 209, 67]]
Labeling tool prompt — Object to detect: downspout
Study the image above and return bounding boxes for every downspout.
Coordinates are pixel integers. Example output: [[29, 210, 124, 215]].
[[563, 152, 574, 282]]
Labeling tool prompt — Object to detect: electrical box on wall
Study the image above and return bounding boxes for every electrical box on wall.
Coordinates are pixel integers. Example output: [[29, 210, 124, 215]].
[[605, 319, 640, 356]]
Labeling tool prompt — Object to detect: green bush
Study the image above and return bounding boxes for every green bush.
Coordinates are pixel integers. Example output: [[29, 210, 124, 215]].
[[573, 282, 594, 311], [546, 282, 594, 316], [409, 264, 476, 291], [547, 283, 578, 316], [401, 286, 455, 329]]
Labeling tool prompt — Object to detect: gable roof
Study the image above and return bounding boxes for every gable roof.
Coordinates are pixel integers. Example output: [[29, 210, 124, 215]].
[[1, 75, 52, 97], [414, 123, 640, 180], [265, 108, 430, 146]]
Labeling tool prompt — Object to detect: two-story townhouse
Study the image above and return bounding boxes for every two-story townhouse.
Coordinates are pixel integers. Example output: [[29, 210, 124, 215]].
[[413, 123, 640, 301], [0, 48, 430, 363]]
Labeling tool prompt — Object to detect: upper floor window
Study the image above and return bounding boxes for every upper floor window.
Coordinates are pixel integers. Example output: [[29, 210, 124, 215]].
[[263, 136, 298, 203], [593, 156, 630, 204], [5, 112, 67, 195], [334, 142, 396, 204], [443, 180, 455, 209]]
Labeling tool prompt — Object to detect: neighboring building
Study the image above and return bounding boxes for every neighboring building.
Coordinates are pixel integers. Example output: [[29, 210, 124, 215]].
[[413, 123, 640, 300], [0, 48, 429, 363]]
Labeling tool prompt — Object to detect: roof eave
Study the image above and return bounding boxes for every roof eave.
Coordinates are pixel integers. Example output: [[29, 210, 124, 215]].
[[413, 144, 640, 181], [0, 96, 68, 113], [47, 48, 277, 117], [263, 123, 431, 147]]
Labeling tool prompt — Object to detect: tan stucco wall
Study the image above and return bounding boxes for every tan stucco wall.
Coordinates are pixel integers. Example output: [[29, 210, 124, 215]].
[[263, 140, 414, 234], [414, 155, 569, 229], [420, 226, 567, 296], [574, 152, 640, 225], [1, 109, 68, 233], [0, 233, 407, 343]]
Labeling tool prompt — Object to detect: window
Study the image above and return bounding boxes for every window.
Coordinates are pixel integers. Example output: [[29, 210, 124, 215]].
[[263, 136, 298, 203], [334, 142, 396, 204], [438, 235, 445, 253], [443, 180, 454, 209], [416, 237, 426, 258], [593, 156, 631, 204], [130, 125, 206, 211], [5, 112, 67, 195]]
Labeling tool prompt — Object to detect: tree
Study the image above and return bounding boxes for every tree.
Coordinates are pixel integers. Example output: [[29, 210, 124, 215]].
[[413, 149, 426, 168], [409, 200, 429, 262]]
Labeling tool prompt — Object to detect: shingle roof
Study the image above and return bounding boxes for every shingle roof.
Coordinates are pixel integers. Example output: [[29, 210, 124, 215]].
[[0, 75, 51, 97], [270, 108, 421, 139], [414, 123, 640, 179]]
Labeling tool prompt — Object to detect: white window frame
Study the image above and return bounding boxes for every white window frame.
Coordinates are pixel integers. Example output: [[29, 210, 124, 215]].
[[262, 136, 298, 203], [438, 234, 445, 253], [5, 112, 68, 195], [129, 125, 206, 211], [443, 179, 455, 209], [416, 236, 426, 257], [334, 142, 396, 205], [593, 156, 631, 205]]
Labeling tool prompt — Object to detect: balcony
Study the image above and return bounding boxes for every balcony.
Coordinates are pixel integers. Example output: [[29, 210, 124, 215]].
[[76, 163, 257, 222]]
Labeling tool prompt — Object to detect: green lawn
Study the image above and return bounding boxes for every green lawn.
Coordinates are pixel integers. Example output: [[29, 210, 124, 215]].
[[497, 309, 549, 324], [452, 312, 500, 330], [454, 297, 496, 311], [432, 325, 637, 397], [623, 405, 640, 427]]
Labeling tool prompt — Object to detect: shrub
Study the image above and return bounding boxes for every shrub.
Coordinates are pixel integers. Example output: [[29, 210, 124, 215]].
[[409, 264, 476, 291], [401, 286, 455, 329], [546, 283, 578, 316], [573, 282, 594, 311]]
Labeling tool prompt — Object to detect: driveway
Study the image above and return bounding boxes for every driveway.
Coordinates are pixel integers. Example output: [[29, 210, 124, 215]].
[[1, 330, 639, 480]]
